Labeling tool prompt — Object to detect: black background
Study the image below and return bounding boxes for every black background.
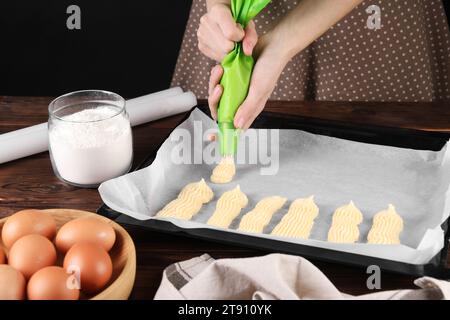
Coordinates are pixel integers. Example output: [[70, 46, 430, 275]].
[[0, 1, 448, 98], [0, 0, 192, 98]]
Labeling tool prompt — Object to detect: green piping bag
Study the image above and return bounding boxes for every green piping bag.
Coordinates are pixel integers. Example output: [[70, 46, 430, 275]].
[[217, 0, 271, 156]]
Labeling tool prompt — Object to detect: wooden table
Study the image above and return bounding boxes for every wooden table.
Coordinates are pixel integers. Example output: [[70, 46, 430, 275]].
[[1, 96, 449, 299]]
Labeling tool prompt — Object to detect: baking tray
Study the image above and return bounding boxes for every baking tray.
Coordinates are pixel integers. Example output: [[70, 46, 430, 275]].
[[97, 105, 450, 277]]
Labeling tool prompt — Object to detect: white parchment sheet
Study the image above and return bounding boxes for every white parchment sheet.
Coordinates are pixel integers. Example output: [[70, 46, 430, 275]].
[[99, 109, 450, 265]]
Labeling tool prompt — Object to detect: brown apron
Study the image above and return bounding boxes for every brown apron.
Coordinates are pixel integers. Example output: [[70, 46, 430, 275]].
[[171, 0, 450, 102]]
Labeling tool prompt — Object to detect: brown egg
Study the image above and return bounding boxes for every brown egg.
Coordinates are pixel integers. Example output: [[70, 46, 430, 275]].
[[1, 209, 56, 248], [0, 247, 5, 264], [8, 234, 57, 279], [63, 242, 112, 294], [56, 216, 116, 253], [0, 265, 26, 300], [27, 266, 80, 300]]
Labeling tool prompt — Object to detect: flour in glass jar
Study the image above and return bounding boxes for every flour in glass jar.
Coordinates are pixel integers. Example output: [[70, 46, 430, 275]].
[[49, 106, 133, 186]]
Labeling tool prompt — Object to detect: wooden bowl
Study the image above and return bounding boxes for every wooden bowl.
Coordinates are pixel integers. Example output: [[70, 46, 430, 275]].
[[0, 209, 136, 300]]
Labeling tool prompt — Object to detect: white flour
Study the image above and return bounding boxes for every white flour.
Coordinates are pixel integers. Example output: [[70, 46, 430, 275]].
[[49, 106, 133, 186]]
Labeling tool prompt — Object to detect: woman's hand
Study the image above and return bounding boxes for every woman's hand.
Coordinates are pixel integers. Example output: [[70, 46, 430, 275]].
[[197, 3, 258, 61], [205, 0, 364, 129], [208, 36, 289, 129]]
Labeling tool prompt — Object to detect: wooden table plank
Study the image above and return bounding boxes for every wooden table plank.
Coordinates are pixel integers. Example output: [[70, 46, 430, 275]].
[[1, 96, 449, 298], [261, 100, 450, 132]]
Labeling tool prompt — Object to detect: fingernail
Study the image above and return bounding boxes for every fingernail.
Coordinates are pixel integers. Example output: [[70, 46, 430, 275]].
[[207, 133, 217, 141], [246, 45, 253, 56], [213, 85, 221, 95], [235, 117, 244, 129]]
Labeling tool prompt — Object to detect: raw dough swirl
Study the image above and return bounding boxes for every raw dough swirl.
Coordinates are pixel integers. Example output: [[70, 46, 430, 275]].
[[157, 178, 213, 220], [207, 185, 248, 228], [210, 156, 236, 184], [238, 196, 287, 233], [367, 204, 403, 244], [327, 201, 363, 243], [271, 196, 319, 239]]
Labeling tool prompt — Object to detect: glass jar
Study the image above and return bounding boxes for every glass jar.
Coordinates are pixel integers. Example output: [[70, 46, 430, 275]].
[[48, 90, 133, 188]]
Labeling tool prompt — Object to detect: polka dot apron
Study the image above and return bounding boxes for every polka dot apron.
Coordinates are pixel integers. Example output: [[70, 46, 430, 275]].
[[171, 0, 450, 102]]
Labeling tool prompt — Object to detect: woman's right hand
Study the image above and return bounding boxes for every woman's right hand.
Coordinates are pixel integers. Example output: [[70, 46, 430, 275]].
[[197, 3, 258, 61], [207, 33, 290, 129]]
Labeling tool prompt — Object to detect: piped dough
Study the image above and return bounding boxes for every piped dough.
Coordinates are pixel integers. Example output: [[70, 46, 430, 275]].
[[327, 201, 363, 243], [367, 204, 403, 244], [207, 185, 248, 228], [210, 156, 236, 184], [157, 178, 214, 220], [238, 196, 287, 233], [271, 196, 319, 239]]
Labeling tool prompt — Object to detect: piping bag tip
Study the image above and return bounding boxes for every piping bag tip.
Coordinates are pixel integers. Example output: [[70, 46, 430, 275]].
[[218, 121, 239, 157]]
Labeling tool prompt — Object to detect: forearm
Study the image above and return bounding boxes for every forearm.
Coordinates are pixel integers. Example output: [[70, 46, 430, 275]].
[[262, 0, 363, 61], [206, 0, 229, 11]]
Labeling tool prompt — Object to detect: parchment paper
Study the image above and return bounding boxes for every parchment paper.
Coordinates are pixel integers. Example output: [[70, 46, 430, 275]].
[[99, 108, 450, 265]]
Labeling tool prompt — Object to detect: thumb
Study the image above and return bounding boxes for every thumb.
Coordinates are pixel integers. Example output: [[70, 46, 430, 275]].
[[242, 20, 258, 56], [233, 96, 259, 130]]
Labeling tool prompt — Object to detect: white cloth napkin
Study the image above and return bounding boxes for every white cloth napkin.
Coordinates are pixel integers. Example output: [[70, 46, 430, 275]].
[[154, 253, 450, 300]]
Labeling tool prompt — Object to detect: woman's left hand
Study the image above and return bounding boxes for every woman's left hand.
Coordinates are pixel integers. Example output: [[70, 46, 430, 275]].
[[208, 36, 289, 130]]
